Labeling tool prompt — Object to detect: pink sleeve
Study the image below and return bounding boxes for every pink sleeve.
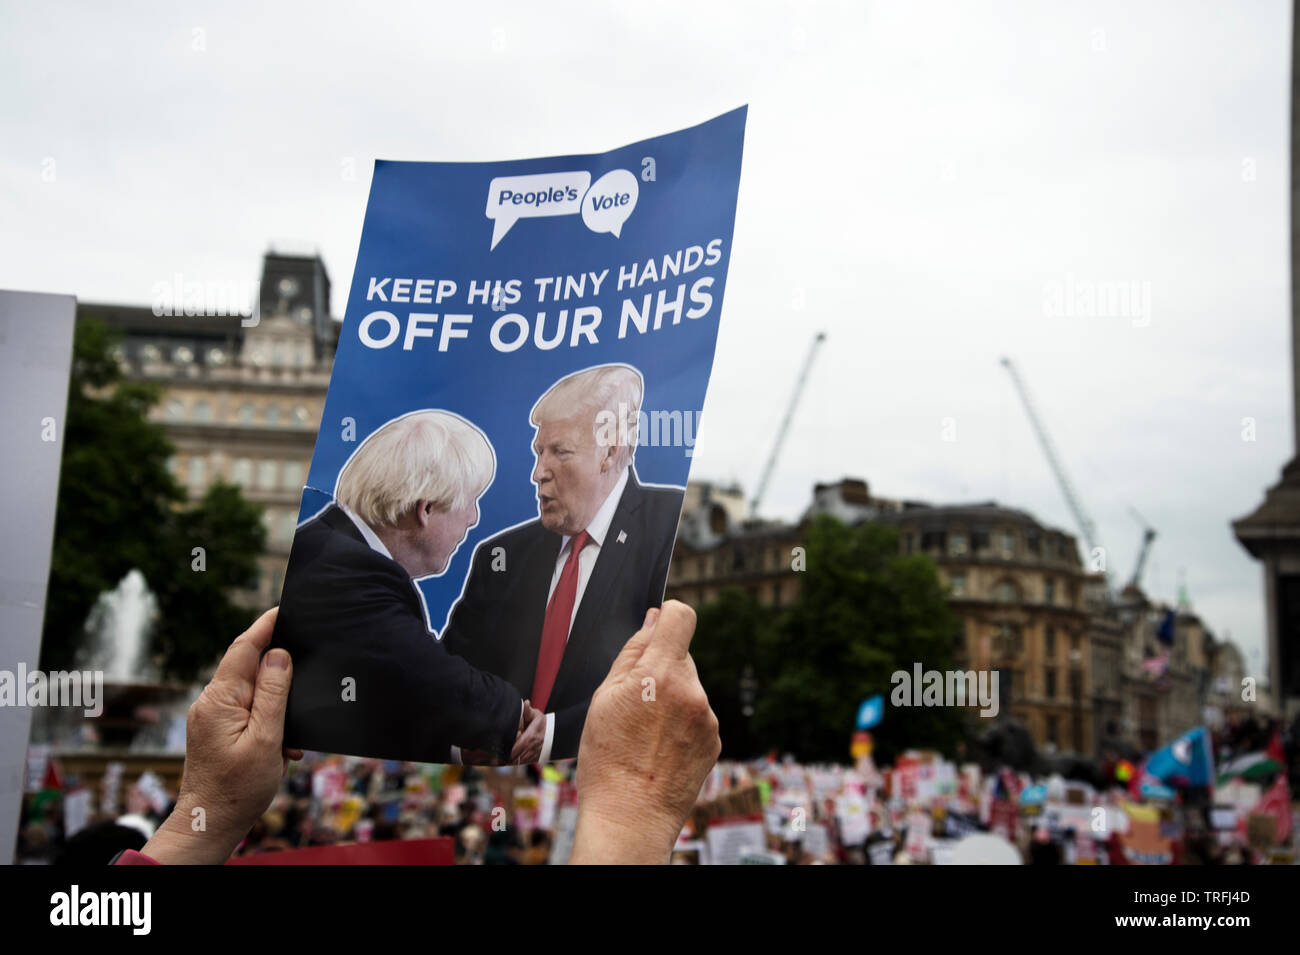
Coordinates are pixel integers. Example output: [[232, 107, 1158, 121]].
[[113, 849, 161, 865]]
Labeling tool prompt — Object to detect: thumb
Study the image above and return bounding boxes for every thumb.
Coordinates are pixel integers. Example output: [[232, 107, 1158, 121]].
[[249, 649, 293, 746], [605, 607, 660, 683]]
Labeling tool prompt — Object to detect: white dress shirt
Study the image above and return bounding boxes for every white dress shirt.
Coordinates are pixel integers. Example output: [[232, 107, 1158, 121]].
[[336, 502, 519, 766], [338, 502, 393, 559], [537, 467, 629, 762]]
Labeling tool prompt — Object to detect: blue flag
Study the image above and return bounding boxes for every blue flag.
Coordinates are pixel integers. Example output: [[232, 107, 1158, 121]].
[[1141, 726, 1214, 788], [856, 694, 884, 730], [1156, 609, 1176, 645]]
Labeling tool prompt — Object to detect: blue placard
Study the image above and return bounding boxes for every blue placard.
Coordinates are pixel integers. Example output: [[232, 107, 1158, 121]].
[[273, 108, 747, 764]]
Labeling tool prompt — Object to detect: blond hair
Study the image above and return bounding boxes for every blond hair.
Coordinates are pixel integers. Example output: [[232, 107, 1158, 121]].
[[531, 364, 643, 467], [336, 411, 494, 527]]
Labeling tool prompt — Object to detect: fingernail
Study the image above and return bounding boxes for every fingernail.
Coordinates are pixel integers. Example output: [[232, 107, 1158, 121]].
[[646, 608, 660, 629], [265, 649, 290, 670]]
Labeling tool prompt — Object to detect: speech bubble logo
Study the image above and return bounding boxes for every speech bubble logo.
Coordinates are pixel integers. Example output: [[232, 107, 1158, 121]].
[[485, 170, 591, 249], [581, 169, 639, 238]]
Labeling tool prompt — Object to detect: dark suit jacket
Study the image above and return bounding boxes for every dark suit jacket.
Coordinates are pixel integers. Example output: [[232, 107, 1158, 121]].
[[272, 504, 522, 763], [442, 470, 684, 759]]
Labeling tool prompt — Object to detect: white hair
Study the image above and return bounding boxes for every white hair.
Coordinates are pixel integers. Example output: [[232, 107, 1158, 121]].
[[335, 411, 494, 528], [531, 363, 643, 467]]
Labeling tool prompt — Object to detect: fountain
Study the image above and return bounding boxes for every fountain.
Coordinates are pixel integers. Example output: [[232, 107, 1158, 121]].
[[30, 571, 195, 817], [32, 570, 191, 753], [82, 569, 159, 683]]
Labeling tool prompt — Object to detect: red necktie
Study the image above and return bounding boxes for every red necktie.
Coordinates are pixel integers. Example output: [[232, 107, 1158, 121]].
[[532, 530, 591, 711]]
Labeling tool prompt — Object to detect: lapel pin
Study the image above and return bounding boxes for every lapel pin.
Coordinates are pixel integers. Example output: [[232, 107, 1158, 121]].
[[617, 530, 627, 544]]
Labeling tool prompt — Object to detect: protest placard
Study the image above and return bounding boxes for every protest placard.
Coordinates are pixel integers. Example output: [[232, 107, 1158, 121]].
[[271, 109, 746, 764]]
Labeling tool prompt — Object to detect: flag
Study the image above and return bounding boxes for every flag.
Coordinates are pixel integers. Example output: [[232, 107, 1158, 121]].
[[1216, 751, 1282, 785], [1155, 609, 1176, 645], [1140, 651, 1170, 679], [1266, 729, 1286, 767], [1249, 774, 1292, 845], [1138, 726, 1214, 789], [855, 694, 884, 730]]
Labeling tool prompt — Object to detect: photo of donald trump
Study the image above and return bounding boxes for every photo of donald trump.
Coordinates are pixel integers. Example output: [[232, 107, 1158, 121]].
[[443, 363, 686, 762], [273, 410, 546, 764]]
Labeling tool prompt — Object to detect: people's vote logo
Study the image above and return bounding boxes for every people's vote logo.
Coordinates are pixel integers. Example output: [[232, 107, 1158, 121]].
[[485, 169, 639, 249]]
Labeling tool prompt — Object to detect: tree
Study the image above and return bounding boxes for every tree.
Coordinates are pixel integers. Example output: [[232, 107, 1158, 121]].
[[693, 515, 971, 764], [693, 587, 772, 758], [150, 482, 266, 680], [42, 319, 266, 681]]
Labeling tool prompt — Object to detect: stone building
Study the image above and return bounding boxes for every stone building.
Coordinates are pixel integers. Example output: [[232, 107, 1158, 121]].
[[77, 250, 338, 607], [669, 476, 1239, 759], [883, 502, 1097, 756]]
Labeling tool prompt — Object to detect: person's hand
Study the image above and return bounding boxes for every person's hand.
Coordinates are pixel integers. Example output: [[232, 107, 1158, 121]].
[[142, 608, 301, 864], [569, 601, 720, 864], [510, 700, 546, 764], [462, 699, 543, 765]]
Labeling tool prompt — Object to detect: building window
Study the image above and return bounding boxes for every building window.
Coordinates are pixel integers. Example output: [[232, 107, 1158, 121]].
[[282, 461, 304, 491], [902, 533, 914, 554], [971, 530, 990, 553], [1044, 668, 1057, 699], [294, 404, 311, 426], [231, 458, 252, 487], [1001, 531, 1016, 558], [1044, 625, 1056, 657], [187, 456, 206, 489], [996, 580, 1018, 603], [1026, 531, 1041, 554], [949, 533, 967, 556], [281, 512, 298, 544], [264, 404, 282, 426], [1044, 578, 1055, 605], [950, 573, 966, 597], [173, 346, 194, 364], [1046, 716, 1059, 746], [165, 399, 184, 422], [193, 400, 212, 423], [257, 460, 278, 489], [239, 403, 255, 425], [921, 530, 946, 552]]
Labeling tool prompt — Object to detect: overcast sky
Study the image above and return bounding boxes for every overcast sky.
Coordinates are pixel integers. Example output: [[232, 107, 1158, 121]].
[[1, 0, 1291, 677]]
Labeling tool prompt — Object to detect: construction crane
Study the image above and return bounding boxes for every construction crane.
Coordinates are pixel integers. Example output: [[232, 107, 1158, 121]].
[[999, 357, 1103, 570], [1126, 506, 1156, 591], [750, 331, 826, 517]]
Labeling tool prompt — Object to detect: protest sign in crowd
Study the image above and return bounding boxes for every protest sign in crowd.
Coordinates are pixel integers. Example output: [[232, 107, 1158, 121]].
[[17, 714, 1295, 865]]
